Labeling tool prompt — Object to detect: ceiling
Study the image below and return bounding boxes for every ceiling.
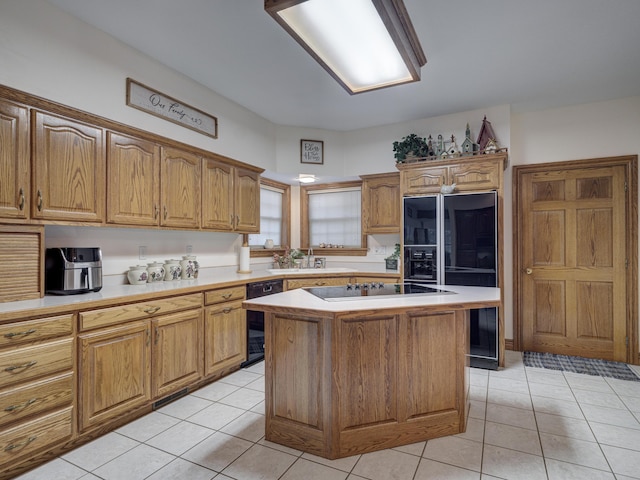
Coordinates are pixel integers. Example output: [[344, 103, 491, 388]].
[[45, 0, 640, 132]]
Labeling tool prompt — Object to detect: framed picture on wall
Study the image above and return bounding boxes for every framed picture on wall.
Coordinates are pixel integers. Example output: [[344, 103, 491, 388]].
[[300, 139, 324, 164]]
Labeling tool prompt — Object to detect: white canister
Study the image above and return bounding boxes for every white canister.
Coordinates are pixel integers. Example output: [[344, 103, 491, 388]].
[[264, 239, 274, 249], [163, 259, 182, 281], [127, 265, 148, 285], [146, 262, 165, 283], [180, 255, 199, 280]]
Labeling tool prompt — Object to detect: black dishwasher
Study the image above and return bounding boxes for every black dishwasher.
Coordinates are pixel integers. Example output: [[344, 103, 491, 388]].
[[242, 278, 283, 367]]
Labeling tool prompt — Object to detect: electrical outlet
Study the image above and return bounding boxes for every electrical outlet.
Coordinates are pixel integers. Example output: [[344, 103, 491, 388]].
[[373, 246, 387, 255], [186, 245, 193, 254], [139, 246, 147, 260]]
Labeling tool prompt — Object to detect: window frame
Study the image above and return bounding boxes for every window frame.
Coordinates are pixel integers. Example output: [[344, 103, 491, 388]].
[[300, 180, 368, 256], [249, 178, 291, 257]]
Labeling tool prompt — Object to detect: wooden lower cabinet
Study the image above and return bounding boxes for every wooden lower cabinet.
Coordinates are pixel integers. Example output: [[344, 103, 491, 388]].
[[78, 320, 151, 431], [152, 309, 203, 398], [0, 313, 74, 478], [204, 300, 246, 376]]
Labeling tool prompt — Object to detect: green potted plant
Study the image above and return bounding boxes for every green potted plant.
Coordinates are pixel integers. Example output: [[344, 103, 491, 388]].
[[385, 243, 401, 270], [393, 133, 429, 162]]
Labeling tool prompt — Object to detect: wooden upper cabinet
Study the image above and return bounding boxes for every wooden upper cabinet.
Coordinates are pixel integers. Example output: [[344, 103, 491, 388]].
[[234, 167, 260, 233], [398, 153, 507, 196], [0, 99, 29, 220], [361, 172, 400, 234], [202, 157, 234, 231], [202, 158, 260, 233], [160, 147, 201, 229], [32, 111, 105, 222], [107, 132, 160, 226]]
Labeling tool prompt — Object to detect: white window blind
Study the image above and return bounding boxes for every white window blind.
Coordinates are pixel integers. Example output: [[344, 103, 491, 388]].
[[249, 186, 283, 246], [308, 188, 361, 246]]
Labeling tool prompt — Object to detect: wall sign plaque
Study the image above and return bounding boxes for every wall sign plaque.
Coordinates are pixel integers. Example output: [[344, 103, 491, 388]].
[[300, 139, 324, 164], [126, 78, 218, 138]]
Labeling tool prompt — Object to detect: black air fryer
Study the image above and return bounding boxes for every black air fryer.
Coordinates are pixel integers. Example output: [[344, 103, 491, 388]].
[[45, 247, 103, 295]]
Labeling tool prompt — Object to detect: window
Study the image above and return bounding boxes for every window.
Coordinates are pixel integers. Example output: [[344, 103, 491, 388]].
[[249, 178, 290, 255], [301, 181, 367, 256]]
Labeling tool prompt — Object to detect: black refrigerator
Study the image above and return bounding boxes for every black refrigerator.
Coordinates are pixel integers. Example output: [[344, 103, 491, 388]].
[[403, 191, 499, 370]]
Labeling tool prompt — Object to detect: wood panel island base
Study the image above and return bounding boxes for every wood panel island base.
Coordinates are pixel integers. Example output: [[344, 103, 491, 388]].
[[243, 285, 500, 459]]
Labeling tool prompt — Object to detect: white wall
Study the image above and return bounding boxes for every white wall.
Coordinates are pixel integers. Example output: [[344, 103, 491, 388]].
[[1, 1, 639, 345]]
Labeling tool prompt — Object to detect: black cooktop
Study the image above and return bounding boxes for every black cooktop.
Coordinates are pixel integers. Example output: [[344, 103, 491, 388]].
[[305, 282, 452, 301]]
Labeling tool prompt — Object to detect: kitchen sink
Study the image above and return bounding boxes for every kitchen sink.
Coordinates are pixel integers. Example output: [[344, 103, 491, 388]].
[[266, 267, 357, 275]]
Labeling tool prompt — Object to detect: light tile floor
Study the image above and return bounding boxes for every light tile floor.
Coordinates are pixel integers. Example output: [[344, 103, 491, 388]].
[[15, 351, 640, 480]]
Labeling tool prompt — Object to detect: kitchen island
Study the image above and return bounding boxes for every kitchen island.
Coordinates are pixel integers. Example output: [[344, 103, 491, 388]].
[[243, 284, 500, 459]]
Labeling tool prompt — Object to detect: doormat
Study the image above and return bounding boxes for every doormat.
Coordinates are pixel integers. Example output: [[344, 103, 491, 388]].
[[523, 351, 640, 382]]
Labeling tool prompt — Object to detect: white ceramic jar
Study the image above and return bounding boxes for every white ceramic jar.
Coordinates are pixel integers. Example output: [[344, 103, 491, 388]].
[[146, 262, 165, 283], [163, 259, 182, 281], [127, 265, 148, 285], [180, 255, 199, 280], [264, 239, 274, 249]]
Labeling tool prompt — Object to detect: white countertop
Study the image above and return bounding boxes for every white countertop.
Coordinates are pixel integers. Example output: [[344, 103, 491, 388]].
[[243, 285, 501, 313], [0, 266, 400, 316]]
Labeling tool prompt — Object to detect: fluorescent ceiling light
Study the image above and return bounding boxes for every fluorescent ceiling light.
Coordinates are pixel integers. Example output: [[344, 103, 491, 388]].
[[297, 174, 317, 183], [265, 0, 426, 94]]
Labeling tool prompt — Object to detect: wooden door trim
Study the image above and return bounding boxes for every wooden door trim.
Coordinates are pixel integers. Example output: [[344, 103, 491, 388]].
[[513, 155, 638, 364]]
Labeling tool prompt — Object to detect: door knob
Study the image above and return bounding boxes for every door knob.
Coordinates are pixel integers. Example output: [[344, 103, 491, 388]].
[[525, 268, 533, 275]]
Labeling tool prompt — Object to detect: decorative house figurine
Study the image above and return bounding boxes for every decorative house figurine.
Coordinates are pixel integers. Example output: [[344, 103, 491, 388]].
[[447, 134, 459, 157], [484, 138, 498, 153], [460, 123, 477, 156], [477, 115, 499, 153], [435, 134, 444, 157]]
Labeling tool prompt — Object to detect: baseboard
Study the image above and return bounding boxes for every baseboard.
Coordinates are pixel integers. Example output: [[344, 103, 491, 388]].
[[505, 338, 514, 351]]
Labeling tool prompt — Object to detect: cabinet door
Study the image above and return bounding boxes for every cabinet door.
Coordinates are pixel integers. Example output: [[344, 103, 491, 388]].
[[78, 321, 151, 432], [152, 309, 203, 398], [362, 173, 400, 233], [0, 100, 29, 220], [449, 160, 501, 192], [204, 300, 246, 376], [201, 157, 234, 231], [32, 111, 105, 222], [234, 168, 260, 233], [160, 147, 201, 228], [400, 166, 447, 195], [107, 132, 160, 226]]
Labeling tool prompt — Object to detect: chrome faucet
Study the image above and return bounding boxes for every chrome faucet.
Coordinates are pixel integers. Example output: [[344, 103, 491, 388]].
[[306, 246, 314, 268]]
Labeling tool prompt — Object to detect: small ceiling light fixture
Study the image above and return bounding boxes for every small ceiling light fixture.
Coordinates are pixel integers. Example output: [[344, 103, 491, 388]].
[[265, 0, 426, 95], [297, 174, 317, 184]]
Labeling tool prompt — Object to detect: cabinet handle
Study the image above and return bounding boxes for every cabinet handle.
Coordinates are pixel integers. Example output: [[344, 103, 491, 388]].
[[315, 281, 326, 286], [163, 206, 168, 220], [155, 326, 159, 345], [154, 205, 159, 219], [221, 293, 232, 299], [144, 306, 161, 314], [4, 398, 38, 412], [222, 307, 232, 314], [4, 436, 37, 452], [36, 190, 43, 211], [4, 329, 36, 339], [18, 187, 25, 211], [4, 361, 37, 372], [526, 268, 533, 275]]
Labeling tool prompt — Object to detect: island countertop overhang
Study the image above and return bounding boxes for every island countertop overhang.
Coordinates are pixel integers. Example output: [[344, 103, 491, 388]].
[[242, 284, 501, 315]]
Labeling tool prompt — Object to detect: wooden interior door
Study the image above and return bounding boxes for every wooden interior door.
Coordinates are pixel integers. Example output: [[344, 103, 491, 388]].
[[514, 157, 637, 363]]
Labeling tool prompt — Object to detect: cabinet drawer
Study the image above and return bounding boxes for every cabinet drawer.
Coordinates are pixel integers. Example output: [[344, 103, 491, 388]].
[[80, 293, 202, 331], [0, 407, 72, 468], [0, 372, 72, 428], [204, 286, 245, 305], [285, 277, 348, 290], [0, 314, 73, 348], [0, 338, 72, 389]]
